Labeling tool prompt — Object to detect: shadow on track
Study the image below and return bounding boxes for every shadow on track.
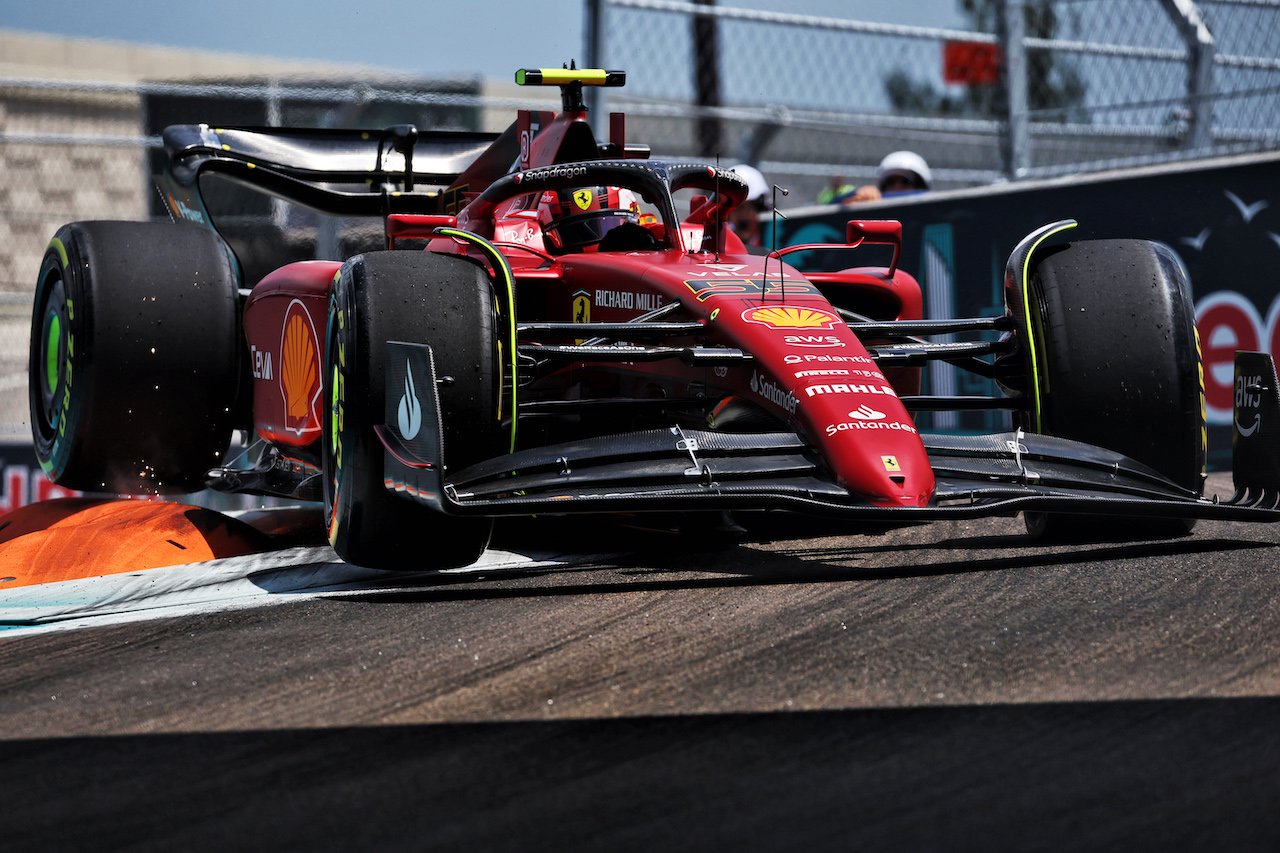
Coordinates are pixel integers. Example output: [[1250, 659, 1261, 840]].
[[329, 535, 1274, 607], [5, 695, 1279, 851]]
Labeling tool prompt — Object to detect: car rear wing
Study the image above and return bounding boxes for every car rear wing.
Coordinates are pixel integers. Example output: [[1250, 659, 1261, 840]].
[[157, 122, 513, 223]]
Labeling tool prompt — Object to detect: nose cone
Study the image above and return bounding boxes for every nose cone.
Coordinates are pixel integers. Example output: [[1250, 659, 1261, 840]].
[[807, 389, 935, 508], [859, 480, 934, 508], [834, 447, 934, 508]]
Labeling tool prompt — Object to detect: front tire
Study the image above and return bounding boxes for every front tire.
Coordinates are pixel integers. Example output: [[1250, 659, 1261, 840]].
[[324, 251, 502, 569], [1018, 239, 1206, 539]]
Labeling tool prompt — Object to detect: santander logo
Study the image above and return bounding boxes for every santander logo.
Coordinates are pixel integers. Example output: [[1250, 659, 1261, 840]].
[[749, 370, 798, 414], [825, 406, 918, 437]]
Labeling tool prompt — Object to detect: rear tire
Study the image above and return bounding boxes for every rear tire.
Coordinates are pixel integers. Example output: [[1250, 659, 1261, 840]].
[[1018, 239, 1205, 539], [29, 221, 241, 494], [324, 251, 502, 569]]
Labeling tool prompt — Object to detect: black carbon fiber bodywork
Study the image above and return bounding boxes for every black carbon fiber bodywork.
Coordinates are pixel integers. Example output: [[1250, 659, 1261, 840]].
[[374, 424, 1280, 524]]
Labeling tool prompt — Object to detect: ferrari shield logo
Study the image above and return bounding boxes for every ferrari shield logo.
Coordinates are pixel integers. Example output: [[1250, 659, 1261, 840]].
[[572, 291, 591, 344], [881, 455, 900, 472], [572, 291, 591, 324], [573, 189, 593, 210]]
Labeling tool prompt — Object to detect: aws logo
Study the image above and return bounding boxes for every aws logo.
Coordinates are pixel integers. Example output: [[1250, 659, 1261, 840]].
[[1236, 372, 1264, 437], [784, 334, 844, 348]]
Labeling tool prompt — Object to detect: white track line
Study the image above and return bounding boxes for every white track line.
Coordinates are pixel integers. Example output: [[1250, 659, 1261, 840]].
[[0, 545, 609, 637]]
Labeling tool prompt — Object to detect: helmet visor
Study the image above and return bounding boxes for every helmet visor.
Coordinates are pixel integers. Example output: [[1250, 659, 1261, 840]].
[[546, 211, 635, 252]]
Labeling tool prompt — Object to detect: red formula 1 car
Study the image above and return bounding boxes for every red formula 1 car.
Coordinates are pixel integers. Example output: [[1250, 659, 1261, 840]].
[[29, 68, 1280, 569]]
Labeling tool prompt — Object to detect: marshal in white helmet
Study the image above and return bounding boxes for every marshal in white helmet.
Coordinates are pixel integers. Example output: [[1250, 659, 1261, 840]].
[[876, 151, 932, 195]]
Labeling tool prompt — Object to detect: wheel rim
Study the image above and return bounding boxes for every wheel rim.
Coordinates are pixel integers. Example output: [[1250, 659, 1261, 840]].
[[34, 273, 68, 441], [323, 290, 348, 538]]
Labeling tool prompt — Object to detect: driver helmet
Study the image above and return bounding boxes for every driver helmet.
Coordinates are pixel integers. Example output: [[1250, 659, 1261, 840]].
[[538, 186, 640, 254]]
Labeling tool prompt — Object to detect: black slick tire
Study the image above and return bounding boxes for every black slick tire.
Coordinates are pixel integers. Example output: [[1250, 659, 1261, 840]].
[[324, 251, 502, 570], [1019, 238, 1206, 539], [29, 221, 241, 494]]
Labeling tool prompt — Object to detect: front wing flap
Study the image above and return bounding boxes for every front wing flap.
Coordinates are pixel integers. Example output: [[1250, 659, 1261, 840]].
[[376, 344, 1280, 526], [380, 422, 1277, 523]]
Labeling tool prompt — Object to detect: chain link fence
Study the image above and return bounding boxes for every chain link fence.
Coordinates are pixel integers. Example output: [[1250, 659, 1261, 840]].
[[595, 0, 1280, 201], [1, 0, 1278, 439]]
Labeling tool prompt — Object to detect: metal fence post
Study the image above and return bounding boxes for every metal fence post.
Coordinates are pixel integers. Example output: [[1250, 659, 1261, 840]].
[[584, 0, 604, 120], [1161, 0, 1216, 152], [692, 0, 722, 158], [1002, 0, 1030, 179]]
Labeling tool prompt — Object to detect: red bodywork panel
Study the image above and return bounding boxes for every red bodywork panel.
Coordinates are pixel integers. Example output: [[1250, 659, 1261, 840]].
[[535, 251, 934, 506], [243, 261, 340, 447], [811, 266, 924, 398]]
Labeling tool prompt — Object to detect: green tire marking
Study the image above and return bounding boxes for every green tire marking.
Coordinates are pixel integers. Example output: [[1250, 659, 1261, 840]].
[[1020, 221, 1077, 433], [436, 228, 519, 454], [330, 363, 340, 456], [47, 237, 68, 269]]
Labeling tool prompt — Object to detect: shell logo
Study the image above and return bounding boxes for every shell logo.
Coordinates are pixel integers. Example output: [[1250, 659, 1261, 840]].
[[742, 305, 840, 330], [280, 300, 323, 437]]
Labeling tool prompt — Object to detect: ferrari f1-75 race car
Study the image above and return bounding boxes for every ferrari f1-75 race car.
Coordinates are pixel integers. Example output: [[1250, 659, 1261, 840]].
[[29, 67, 1280, 569]]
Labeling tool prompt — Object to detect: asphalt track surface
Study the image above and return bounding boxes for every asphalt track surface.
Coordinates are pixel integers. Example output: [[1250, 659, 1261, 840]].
[[3, 473, 1280, 851]]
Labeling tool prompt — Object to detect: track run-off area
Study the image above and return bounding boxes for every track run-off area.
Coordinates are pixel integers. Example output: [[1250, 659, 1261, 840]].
[[2, 473, 1280, 850]]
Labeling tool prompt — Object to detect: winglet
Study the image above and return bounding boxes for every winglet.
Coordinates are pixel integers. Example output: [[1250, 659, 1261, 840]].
[[377, 341, 446, 512], [1230, 351, 1280, 508]]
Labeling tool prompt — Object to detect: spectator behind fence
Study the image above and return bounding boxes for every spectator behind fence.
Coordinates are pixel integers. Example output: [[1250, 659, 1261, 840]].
[[825, 151, 933, 205], [817, 175, 859, 205]]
